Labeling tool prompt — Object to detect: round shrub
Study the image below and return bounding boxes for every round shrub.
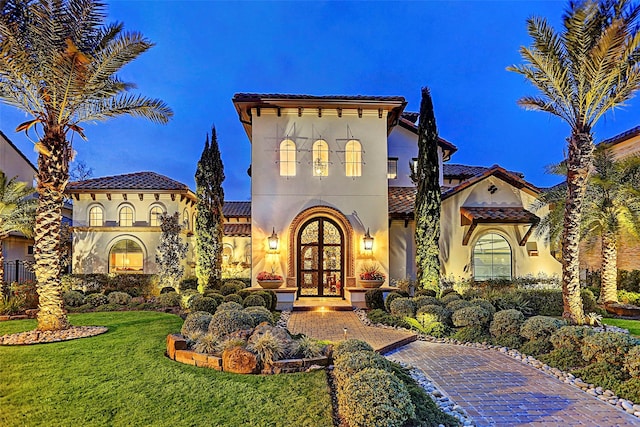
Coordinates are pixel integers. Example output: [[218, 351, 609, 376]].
[[415, 313, 449, 337], [63, 290, 85, 307], [216, 301, 244, 312], [160, 286, 176, 294], [156, 291, 180, 307], [203, 291, 224, 307], [416, 304, 450, 324], [624, 346, 640, 378], [572, 361, 627, 392], [224, 279, 248, 289], [365, 289, 385, 310], [446, 299, 472, 313], [107, 291, 132, 305], [581, 288, 600, 314], [452, 325, 490, 343], [520, 316, 564, 341], [440, 292, 461, 305], [550, 326, 595, 352], [615, 378, 640, 402], [85, 293, 108, 307], [264, 290, 278, 311], [581, 332, 638, 366], [243, 294, 267, 308], [384, 291, 404, 312], [237, 289, 252, 300], [520, 339, 553, 356], [244, 306, 274, 326], [223, 294, 243, 304], [490, 309, 524, 338], [333, 339, 374, 359], [254, 291, 273, 309], [340, 368, 415, 427], [190, 296, 218, 314], [334, 350, 391, 386], [451, 306, 490, 328], [415, 288, 437, 297], [413, 295, 440, 310], [492, 334, 523, 349], [389, 297, 416, 317], [181, 311, 213, 341], [440, 288, 459, 298], [180, 290, 201, 309], [208, 309, 254, 339], [470, 298, 496, 318], [180, 277, 198, 291], [220, 283, 241, 296], [538, 348, 588, 371]]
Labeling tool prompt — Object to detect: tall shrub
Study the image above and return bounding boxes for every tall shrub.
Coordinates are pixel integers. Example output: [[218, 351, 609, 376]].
[[156, 213, 188, 292]]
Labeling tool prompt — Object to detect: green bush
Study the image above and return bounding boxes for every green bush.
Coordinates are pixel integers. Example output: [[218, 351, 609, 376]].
[[538, 348, 588, 371], [180, 277, 198, 291], [334, 350, 390, 387], [180, 290, 201, 309], [519, 339, 553, 356], [290, 336, 322, 359], [490, 309, 524, 338], [384, 291, 404, 312], [223, 278, 249, 289], [333, 339, 374, 359], [624, 346, 640, 378], [615, 378, 640, 402], [572, 361, 628, 391], [452, 325, 490, 343], [416, 304, 450, 324], [581, 288, 601, 314], [85, 293, 108, 307], [487, 290, 533, 316], [582, 332, 638, 366], [223, 294, 243, 304], [156, 291, 180, 307], [244, 306, 274, 326], [181, 311, 213, 341], [414, 288, 437, 297], [366, 309, 411, 329], [492, 334, 523, 349], [618, 290, 640, 305], [243, 294, 267, 308], [389, 297, 416, 317], [520, 316, 564, 341], [190, 297, 218, 314], [237, 289, 252, 300], [63, 290, 85, 307], [0, 295, 25, 315], [550, 326, 595, 352], [107, 291, 132, 305], [445, 299, 472, 313], [203, 291, 224, 306], [93, 303, 122, 312], [365, 289, 385, 310], [216, 301, 244, 312], [440, 292, 461, 305], [247, 330, 285, 366], [618, 269, 640, 292], [264, 290, 278, 311], [193, 333, 218, 355], [220, 282, 242, 296], [160, 286, 176, 294], [470, 298, 496, 318], [340, 368, 415, 427], [413, 295, 440, 310], [451, 306, 490, 328], [208, 309, 254, 339], [254, 291, 273, 310], [440, 288, 459, 298], [410, 315, 449, 337]]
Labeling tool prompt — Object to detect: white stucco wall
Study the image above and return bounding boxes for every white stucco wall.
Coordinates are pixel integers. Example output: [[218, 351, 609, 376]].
[[0, 133, 36, 185], [387, 126, 444, 187]]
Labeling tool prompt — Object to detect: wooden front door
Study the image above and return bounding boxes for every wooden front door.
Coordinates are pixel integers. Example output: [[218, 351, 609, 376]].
[[297, 217, 344, 297]]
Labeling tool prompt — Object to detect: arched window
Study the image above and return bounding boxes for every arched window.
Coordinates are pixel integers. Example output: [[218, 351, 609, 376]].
[[89, 205, 103, 227], [473, 233, 512, 280], [119, 206, 134, 227], [345, 139, 362, 177], [280, 139, 296, 176], [312, 140, 329, 177], [149, 206, 164, 227], [183, 208, 189, 229], [109, 239, 144, 273]]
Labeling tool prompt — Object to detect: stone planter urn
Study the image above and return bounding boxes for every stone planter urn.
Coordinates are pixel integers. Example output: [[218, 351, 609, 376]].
[[359, 279, 385, 288], [257, 280, 284, 289]]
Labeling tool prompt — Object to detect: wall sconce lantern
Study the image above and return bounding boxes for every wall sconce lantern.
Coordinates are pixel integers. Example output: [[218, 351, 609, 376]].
[[363, 228, 374, 251], [268, 228, 279, 251]]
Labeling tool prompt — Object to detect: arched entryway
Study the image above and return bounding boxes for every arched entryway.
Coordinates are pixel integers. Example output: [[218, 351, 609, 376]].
[[297, 217, 344, 297]]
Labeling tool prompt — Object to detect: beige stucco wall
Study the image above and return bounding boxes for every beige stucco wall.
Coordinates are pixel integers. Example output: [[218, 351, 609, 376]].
[[387, 126, 444, 187], [608, 134, 640, 161], [250, 107, 391, 285], [0, 133, 36, 185]]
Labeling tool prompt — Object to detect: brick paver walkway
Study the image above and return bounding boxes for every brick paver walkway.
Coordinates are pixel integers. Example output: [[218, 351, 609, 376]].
[[287, 311, 416, 352], [388, 341, 640, 427]]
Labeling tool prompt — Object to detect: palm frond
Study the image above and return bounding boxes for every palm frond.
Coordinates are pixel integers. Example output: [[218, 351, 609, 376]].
[[75, 94, 172, 124]]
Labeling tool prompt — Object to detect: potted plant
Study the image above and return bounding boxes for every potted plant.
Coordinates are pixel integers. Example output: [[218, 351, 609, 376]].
[[256, 269, 284, 289], [359, 263, 386, 288]]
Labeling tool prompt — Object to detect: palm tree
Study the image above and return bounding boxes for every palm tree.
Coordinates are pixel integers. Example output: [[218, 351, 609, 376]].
[[0, 1, 172, 330], [508, 0, 640, 323], [0, 172, 36, 292]]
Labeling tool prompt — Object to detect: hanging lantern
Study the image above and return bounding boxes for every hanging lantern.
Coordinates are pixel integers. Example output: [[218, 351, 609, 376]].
[[363, 228, 374, 251], [268, 228, 279, 251]]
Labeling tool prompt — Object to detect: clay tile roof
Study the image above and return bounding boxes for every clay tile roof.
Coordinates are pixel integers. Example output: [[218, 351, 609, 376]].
[[388, 186, 417, 217], [443, 164, 524, 179], [460, 207, 539, 224], [67, 172, 191, 192], [599, 125, 640, 147], [442, 165, 540, 200], [233, 93, 406, 102], [223, 201, 251, 217], [223, 223, 251, 237]]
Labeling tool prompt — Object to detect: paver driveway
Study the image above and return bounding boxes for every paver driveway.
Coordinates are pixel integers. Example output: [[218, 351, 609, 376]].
[[388, 341, 640, 427]]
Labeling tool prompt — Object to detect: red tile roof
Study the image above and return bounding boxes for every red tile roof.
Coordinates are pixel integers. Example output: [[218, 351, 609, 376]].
[[67, 172, 191, 192], [388, 186, 417, 217], [599, 125, 640, 148], [460, 206, 539, 224], [442, 165, 540, 200], [233, 93, 406, 102], [444, 164, 524, 179], [223, 223, 251, 237], [223, 201, 251, 217]]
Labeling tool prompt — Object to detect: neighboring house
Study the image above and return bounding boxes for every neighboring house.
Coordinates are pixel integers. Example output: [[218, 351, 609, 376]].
[[66, 172, 197, 275], [221, 201, 252, 278], [1, 131, 37, 283]]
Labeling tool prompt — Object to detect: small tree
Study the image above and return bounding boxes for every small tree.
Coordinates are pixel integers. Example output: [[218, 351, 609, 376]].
[[414, 87, 441, 292], [156, 213, 188, 292], [195, 127, 225, 292]]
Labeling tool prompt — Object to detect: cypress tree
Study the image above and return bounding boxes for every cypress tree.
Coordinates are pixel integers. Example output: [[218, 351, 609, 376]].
[[156, 212, 188, 292], [414, 87, 441, 291], [195, 127, 225, 292]]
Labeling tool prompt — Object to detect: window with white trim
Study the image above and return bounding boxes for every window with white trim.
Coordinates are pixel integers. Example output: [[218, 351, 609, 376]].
[[119, 206, 134, 227], [89, 205, 104, 227]]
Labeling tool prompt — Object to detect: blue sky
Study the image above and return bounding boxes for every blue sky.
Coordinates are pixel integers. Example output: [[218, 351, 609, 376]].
[[0, 0, 638, 200]]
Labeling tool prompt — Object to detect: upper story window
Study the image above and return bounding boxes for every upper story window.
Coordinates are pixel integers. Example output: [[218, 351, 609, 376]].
[[183, 208, 190, 229], [89, 205, 104, 226], [313, 140, 329, 177], [345, 140, 362, 177], [119, 206, 134, 227], [387, 158, 398, 179], [280, 139, 296, 176], [149, 206, 164, 227]]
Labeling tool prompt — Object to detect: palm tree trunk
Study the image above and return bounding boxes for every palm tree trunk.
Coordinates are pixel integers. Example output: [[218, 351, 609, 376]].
[[561, 132, 592, 324], [600, 230, 618, 304], [34, 126, 70, 331]]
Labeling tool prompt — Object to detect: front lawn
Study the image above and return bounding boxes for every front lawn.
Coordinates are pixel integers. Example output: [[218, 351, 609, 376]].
[[603, 318, 640, 337], [0, 311, 332, 427]]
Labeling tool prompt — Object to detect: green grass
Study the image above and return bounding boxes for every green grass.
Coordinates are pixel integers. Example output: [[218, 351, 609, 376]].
[[602, 318, 640, 337], [0, 311, 332, 427]]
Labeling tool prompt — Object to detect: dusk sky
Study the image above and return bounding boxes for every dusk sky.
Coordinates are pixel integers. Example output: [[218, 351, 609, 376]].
[[0, 0, 638, 201]]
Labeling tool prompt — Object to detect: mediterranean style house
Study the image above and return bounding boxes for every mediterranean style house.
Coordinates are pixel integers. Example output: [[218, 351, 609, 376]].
[[60, 93, 565, 306]]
